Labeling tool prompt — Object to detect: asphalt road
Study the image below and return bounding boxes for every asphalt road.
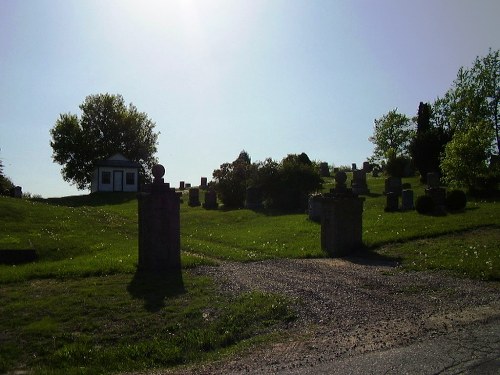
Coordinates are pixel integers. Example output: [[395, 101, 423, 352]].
[[286, 318, 500, 375]]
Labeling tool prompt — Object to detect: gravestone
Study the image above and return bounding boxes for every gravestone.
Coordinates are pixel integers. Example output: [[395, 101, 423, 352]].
[[427, 172, 440, 188], [321, 171, 365, 257], [203, 190, 218, 210], [185, 183, 191, 188], [425, 186, 446, 213], [11, 186, 22, 198], [245, 187, 263, 209], [319, 162, 330, 177], [200, 177, 208, 190], [352, 163, 357, 171], [333, 167, 339, 174], [308, 194, 322, 222], [362, 161, 371, 172], [137, 164, 181, 274], [179, 181, 185, 190], [384, 177, 402, 196], [401, 189, 414, 210], [385, 192, 399, 212], [351, 170, 370, 195], [188, 188, 201, 207]]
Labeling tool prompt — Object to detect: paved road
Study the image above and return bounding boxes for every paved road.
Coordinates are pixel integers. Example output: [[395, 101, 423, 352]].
[[286, 318, 500, 375]]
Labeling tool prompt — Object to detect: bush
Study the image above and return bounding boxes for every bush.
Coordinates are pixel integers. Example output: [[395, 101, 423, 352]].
[[415, 195, 434, 214], [445, 190, 467, 211]]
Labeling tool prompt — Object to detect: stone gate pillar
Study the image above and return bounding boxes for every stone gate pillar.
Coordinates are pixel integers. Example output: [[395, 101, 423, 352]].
[[137, 164, 181, 274], [321, 172, 365, 257]]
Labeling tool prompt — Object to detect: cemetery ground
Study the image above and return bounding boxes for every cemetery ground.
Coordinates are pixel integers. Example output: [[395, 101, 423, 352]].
[[0, 175, 499, 374]]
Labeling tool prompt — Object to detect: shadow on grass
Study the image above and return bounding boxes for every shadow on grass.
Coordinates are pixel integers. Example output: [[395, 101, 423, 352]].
[[127, 269, 185, 312], [342, 245, 402, 267], [35, 192, 137, 207]]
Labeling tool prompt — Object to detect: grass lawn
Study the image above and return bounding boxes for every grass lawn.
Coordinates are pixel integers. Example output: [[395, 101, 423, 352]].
[[0, 174, 499, 373]]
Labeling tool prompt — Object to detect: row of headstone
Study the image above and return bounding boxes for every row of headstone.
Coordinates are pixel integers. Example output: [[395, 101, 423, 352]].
[[384, 173, 445, 212], [178, 177, 209, 191], [187, 187, 219, 210]]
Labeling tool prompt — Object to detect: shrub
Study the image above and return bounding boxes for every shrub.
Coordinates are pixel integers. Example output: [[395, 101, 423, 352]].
[[415, 195, 434, 214], [445, 190, 467, 211]]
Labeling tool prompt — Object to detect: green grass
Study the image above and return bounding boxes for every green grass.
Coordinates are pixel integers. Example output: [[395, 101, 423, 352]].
[[0, 274, 293, 374], [0, 176, 499, 373]]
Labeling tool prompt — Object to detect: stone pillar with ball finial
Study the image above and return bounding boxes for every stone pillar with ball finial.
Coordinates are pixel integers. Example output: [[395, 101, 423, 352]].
[[320, 171, 365, 257], [137, 164, 181, 275]]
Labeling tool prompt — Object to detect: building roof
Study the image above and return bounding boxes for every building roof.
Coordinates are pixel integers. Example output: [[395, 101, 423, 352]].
[[95, 153, 141, 168]]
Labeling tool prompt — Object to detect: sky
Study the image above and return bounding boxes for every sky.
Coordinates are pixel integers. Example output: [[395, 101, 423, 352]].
[[1, 0, 499, 198]]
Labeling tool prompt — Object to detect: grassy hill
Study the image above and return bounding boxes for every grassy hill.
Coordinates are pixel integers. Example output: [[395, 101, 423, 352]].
[[1, 175, 499, 373]]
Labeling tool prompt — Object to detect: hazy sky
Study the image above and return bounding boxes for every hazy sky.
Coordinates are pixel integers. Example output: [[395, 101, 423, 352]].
[[1, 0, 499, 197]]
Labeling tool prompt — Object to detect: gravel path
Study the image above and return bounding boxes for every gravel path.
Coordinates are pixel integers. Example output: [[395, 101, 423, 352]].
[[152, 258, 500, 374]]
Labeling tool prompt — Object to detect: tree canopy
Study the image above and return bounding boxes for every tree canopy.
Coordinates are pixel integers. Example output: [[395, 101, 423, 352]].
[[50, 93, 159, 190], [437, 49, 499, 189], [368, 109, 414, 164]]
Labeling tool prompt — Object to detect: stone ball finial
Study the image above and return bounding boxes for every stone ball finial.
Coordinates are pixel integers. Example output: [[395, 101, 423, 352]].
[[152, 164, 165, 182], [335, 171, 347, 185]]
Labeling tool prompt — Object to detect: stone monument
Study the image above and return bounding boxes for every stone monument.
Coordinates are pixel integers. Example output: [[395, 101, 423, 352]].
[[320, 171, 365, 257], [351, 169, 370, 195], [188, 188, 201, 207], [203, 190, 218, 210], [137, 164, 181, 274]]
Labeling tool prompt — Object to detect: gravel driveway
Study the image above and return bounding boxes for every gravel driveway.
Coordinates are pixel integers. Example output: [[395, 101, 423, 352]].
[[154, 258, 500, 374]]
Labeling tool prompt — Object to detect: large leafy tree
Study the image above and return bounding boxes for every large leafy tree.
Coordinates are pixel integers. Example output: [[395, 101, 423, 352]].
[[436, 49, 499, 153], [437, 49, 499, 189], [368, 109, 415, 164], [50, 94, 159, 190], [440, 122, 493, 189], [212, 150, 255, 208]]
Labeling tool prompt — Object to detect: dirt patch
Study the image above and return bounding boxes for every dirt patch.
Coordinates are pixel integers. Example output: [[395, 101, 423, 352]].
[[150, 258, 500, 374]]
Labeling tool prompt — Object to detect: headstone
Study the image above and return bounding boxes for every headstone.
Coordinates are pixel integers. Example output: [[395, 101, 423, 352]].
[[425, 186, 446, 213], [200, 177, 208, 190], [185, 183, 191, 188], [333, 167, 339, 174], [385, 192, 399, 212], [427, 172, 440, 188], [308, 194, 322, 222], [320, 172, 365, 256], [384, 177, 402, 196], [137, 164, 181, 274], [179, 181, 185, 190], [362, 161, 371, 172], [401, 189, 414, 211], [11, 186, 22, 198], [188, 188, 201, 207], [352, 163, 357, 171], [203, 190, 218, 210], [351, 170, 370, 195], [319, 162, 330, 177], [245, 187, 263, 209]]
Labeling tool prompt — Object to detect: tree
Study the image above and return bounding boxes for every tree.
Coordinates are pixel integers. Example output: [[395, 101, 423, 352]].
[[440, 122, 493, 189], [409, 102, 451, 182], [368, 109, 415, 164], [435, 50, 499, 189], [212, 151, 255, 208], [0, 154, 14, 193], [50, 94, 159, 190], [436, 49, 499, 154]]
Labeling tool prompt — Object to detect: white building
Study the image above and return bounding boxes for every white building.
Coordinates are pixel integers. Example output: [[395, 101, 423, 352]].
[[91, 154, 141, 193]]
